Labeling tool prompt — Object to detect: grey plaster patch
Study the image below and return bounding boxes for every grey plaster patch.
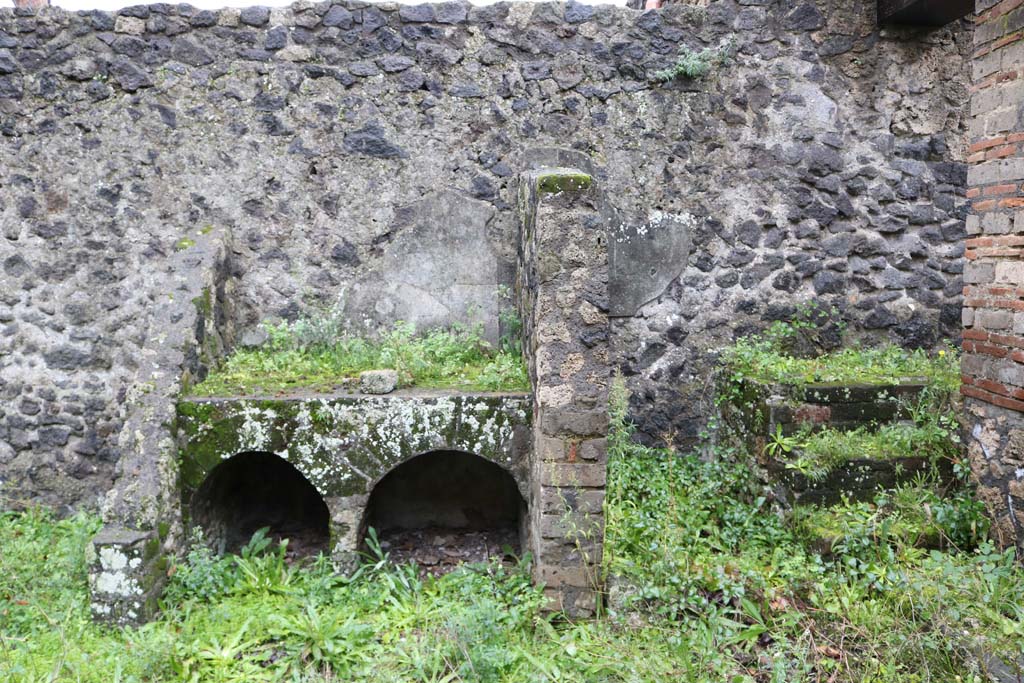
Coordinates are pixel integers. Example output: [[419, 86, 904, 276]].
[[344, 191, 502, 342], [609, 211, 695, 317]]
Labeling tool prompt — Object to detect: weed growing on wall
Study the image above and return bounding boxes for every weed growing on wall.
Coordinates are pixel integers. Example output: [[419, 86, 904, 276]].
[[780, 393, 962, 482], [654, 38, 736, 82], [191, 319, 529, 396]]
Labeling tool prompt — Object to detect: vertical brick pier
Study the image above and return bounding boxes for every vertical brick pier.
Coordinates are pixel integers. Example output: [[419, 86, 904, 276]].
[[964, 0, 1024, 554], [517, 168, 610, 616]]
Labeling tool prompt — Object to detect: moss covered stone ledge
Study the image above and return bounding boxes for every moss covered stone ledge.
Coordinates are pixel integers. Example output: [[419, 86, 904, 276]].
[[175, 390, 532, 567]]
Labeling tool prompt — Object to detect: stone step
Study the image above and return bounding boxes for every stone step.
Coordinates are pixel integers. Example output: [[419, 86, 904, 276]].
[[729, 378, 942, 455], [789, 500, 946, 559], [768, 454, 954, 506]]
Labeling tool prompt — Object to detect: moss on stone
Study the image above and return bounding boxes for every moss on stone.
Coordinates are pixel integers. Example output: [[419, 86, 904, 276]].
[[176, 403, 243, 493], [192, 287, 212, 319], [174, 237, 196, 251], [536, 171, 593, 195], [176, 395, 531, 500]]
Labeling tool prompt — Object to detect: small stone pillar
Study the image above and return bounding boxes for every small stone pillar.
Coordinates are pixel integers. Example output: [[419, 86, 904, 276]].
[[87, 526, 168, 625], [517, 168, 610, 616], [89, 228, 232, 622]]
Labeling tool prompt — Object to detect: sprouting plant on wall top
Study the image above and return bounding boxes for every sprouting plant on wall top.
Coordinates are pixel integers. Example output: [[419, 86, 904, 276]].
[[764, 424, 798, 459], [654, 38, 736, 83]]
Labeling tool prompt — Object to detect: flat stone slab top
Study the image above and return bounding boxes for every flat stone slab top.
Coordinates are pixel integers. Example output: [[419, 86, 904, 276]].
[[175, 390, 533, 502]]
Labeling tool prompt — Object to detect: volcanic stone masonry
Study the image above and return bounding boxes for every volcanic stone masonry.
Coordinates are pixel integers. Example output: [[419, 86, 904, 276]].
[[0, 0, 999, 616], [963, 0, 1024, 556]]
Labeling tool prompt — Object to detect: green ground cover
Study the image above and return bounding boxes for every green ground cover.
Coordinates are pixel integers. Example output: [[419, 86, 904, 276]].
[[789, 484, 987, 554], [777, 406, 960, 482], [4, 319, 1022, 681], [189, 320, 529, 397], [719, 320, 959, 392], [2, 386, 1021, 681]]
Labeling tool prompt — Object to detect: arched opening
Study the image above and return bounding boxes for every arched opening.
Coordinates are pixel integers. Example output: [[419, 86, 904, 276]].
[[190, 451, 330, 558], [362, 450, 527, 575]]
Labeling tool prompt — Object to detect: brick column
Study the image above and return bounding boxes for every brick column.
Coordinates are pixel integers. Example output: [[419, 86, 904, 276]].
[[964, 0, 1024, 554], [517, 168, 609, 617]]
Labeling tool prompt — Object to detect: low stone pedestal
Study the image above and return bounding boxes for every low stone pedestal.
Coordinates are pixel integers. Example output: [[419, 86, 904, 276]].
[[87, 525, 168, 626]]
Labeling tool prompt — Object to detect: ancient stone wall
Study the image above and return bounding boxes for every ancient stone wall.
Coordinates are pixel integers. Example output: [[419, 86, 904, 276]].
[[0, 0, 969, 510], [964, 0, 1024, 554]]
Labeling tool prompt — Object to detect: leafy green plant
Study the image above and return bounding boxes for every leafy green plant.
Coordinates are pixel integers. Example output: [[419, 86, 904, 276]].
[[163, 527, 236, 605], [232, 528, 295, 595], [654, 39, 735, 82], [764, 424, 799, 459], [496, 284, 523, 356], [174, 619, 267, 683], [268, 602, 375, 676]]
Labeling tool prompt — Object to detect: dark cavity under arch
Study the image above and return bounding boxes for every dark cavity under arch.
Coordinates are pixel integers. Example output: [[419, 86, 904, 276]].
[[361, 450, 527, 573], [190, 451, 330, 557]]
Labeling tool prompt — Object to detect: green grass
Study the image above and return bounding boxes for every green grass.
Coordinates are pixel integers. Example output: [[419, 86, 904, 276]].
[[190, 321, 529, 397], [719, 321, 959, 392], [781, 413, 960, 482], [2, 380, 1021, 682], [789, 484, 983, 555], [603, 382, 1022, 681]]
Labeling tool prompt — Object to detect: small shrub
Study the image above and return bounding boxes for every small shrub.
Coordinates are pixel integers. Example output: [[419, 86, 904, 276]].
[[163, 528, 237, 605]]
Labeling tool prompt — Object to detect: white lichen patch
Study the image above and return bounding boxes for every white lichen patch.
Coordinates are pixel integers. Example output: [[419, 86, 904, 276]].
[[185, 394, 531, 499], [91, 547, 143, 597], [99, 546, 128, 571], [236, 403, 277, 452]]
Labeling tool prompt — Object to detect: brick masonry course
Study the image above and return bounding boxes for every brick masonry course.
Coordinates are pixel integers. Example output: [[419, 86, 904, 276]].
[[965, 0, 1024, 554]]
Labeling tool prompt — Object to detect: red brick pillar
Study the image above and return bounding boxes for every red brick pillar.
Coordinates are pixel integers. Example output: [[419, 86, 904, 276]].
[[964, 0, 1024, 554], [12, 0, 49, 9]]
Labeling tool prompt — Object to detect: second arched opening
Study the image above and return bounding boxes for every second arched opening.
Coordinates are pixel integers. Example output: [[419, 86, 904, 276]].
[[361, 450, 527, 575]]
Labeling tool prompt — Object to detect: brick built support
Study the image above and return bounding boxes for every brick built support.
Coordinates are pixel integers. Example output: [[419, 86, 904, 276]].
[[965, 0, 1024, 555], [516, 168, 610, 617]]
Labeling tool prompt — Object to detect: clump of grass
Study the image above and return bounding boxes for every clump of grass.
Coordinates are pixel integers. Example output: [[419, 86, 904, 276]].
[[191, 320, 528, 396], [783, 409, 961, 482], [720, 319, 959, 392], [790, 484, 989, 557]]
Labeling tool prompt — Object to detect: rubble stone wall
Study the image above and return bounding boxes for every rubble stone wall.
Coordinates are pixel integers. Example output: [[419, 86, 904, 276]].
[[0, 0, 970, 509]]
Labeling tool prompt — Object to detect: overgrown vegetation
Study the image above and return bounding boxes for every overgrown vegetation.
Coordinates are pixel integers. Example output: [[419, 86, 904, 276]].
[[4, 376, 1021, 681], [605, 378, 1022, 680], [779, 392, 961, 481], [718, 318, 959, 393], [791, 483, 990, 555], [190, 316, 528, 397], [3, 319, 1023, 681]]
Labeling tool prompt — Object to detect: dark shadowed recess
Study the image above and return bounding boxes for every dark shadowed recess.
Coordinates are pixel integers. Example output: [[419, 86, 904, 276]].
[[362, 450, 527, 574], [190, 451, 330, 557]]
